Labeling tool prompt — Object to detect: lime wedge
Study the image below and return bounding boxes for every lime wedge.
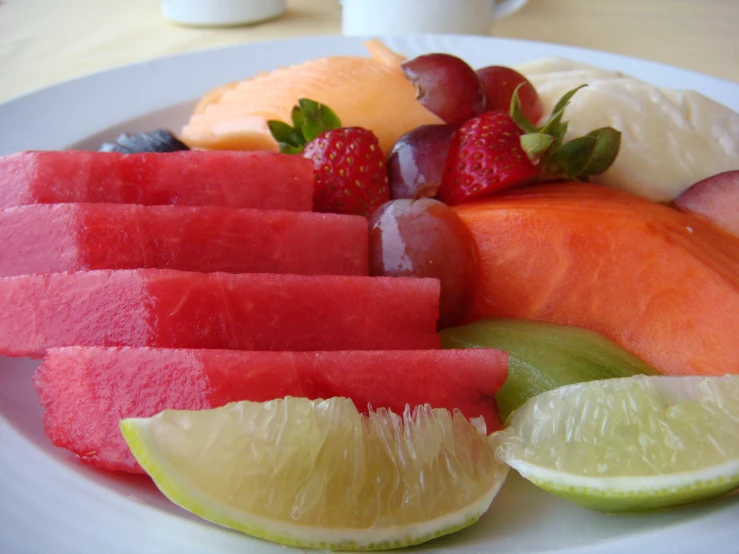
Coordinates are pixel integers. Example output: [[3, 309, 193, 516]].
[[121, 397, 509, 551], [496, 375, 739, 512]]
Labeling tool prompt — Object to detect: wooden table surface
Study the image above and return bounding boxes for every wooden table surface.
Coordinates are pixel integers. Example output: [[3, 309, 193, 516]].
[[1, 0, 738, 104]]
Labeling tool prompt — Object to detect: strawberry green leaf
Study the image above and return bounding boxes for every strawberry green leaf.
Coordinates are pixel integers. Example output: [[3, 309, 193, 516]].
[[546, 135, 597, 179], [278, 144, 305, 155], [538, 85, 587, 139], [299, 98, 342, 142], [550, 84, 587, 118], [320, 103, 342, 130], [553, 120, 569, 146], [581, 127, 622, 176], [520, 133, 555, 162], [291, 105, 305, 129], [516, 84, 623, 181], [298, 98, 321, 119], [267, 120, 306, 153], [269, 98, 344, 154], [510, 84, 539, 134], [538, 107, 565, 137]]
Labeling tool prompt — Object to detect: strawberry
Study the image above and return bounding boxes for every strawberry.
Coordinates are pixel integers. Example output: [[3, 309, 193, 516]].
[[438, 85, 623, 205], [268, 99, 389, 217], [303, 127, 389, 216], [438, 112, 538, 205]]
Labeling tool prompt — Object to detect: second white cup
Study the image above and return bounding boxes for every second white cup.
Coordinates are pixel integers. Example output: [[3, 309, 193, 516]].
[[340, 0, 526, 36]]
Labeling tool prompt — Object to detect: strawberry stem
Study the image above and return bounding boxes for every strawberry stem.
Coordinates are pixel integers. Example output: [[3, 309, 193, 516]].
[[511, 84, 622, 180], [268, 98, 343, 154]]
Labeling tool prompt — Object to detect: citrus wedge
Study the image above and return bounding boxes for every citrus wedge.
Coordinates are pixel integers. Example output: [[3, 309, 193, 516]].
[[120, 397, 509, 551], [496, 375, 739, 512]]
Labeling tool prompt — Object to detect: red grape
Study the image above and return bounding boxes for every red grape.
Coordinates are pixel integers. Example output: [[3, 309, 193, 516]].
[[387, 124, 455, 200], [401, 53, 487, 127], [477, 65, 544, 124], [368, 199, 479, 329]]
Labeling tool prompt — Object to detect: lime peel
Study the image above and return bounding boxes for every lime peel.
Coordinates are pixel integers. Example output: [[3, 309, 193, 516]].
[[506, 457, 739, 512]]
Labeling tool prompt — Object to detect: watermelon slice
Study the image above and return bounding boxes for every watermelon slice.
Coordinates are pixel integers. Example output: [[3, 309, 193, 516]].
[[0, 203, 368, 277], [34, 346, 508, 473], [0, 151, 313, 211], [0, 270, 440, 357]]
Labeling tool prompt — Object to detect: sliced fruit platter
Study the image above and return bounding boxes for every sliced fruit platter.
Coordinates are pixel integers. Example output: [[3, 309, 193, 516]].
[[1, 36, 739, 553]]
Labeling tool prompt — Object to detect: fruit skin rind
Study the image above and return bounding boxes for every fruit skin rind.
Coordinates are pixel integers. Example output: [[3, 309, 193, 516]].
[[440, 318, 659, 421], [120, 400, 509, 551], [502, 456, 739, 513]]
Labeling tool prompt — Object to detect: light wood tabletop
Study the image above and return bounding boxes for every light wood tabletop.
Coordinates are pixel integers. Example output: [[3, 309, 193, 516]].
[[1, 0, 738, 104]]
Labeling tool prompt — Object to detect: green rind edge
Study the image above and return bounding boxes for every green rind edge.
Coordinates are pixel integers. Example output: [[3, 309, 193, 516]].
[[521, 470, 739, 513], [439, 318, 659, 422]]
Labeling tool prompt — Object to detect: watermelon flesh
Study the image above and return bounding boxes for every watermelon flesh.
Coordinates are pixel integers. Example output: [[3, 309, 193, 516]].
[[34, 346, 508, 473], [0, 203, 368, 277], [0, 151, 313, 211], [0, 270, 440, 357]]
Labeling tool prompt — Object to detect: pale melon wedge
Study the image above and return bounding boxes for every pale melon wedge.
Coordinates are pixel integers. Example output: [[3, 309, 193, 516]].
[[514, 57, 627, 77]]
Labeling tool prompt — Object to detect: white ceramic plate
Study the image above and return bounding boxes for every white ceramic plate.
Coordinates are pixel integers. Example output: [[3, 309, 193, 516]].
[[1, 35, 738, 554]]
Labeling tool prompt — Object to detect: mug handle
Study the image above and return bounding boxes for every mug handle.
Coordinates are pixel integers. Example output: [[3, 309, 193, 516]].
[[492, 0, 525, 20]]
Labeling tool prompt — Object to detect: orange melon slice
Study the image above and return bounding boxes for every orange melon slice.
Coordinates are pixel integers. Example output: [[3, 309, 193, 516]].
[[180, 41, 440, 154], [191, 81, 239, 116], [364, 38, 408, 66], [454, 183, 739, 377]]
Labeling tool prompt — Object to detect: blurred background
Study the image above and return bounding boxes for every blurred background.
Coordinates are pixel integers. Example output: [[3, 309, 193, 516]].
[[0, 0, 738, 102]]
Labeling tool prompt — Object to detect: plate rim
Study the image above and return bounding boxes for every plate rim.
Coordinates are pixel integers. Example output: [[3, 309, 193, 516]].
[[1, 33, 738, 554], [2, 33, 738, 157], [2, 32, 739, 109]]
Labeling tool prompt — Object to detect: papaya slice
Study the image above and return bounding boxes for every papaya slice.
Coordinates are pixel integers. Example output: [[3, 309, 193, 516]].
[[454, 183, 739, 377]]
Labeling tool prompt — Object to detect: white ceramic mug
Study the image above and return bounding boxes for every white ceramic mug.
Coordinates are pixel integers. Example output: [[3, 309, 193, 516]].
[[161, 0, 287, 27], [341, 0, 527, 36]]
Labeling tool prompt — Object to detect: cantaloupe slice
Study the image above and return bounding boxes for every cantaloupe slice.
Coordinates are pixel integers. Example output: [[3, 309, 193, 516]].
[[181, 41, 440, 154], [364, 38, 407, 66], [191, 81, 240, 116], [454, 183, 739, 378]]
